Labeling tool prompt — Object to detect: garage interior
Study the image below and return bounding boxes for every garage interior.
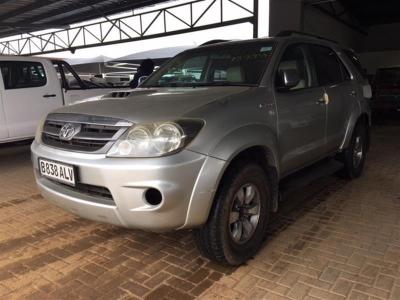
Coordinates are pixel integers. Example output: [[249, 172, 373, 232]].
[[0, 0, 400, 299]]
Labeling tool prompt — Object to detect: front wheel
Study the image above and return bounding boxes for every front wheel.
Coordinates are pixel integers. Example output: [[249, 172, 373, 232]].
[[194, 162, 271, 266], [340, 122, 368, 179]]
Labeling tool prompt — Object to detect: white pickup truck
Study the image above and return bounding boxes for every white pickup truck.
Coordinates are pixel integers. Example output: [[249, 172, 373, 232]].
[[0, 56, 117, 143]]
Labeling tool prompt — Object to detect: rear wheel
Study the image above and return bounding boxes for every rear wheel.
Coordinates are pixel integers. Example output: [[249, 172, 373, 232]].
[[194, 162, 271, 266], [340, 121, 368, 179]]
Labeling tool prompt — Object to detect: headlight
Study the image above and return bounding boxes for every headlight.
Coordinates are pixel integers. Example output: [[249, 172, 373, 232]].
[[107, 120, 204, 158]]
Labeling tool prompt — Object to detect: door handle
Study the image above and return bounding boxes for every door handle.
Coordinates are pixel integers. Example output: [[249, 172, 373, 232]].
[[43, 94, 56, 98], [316, 92, 329, 105], [349, 91, 357, 97]]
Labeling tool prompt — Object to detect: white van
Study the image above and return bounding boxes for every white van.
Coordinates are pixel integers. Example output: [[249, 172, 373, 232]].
[[0, 56, 116, 143]]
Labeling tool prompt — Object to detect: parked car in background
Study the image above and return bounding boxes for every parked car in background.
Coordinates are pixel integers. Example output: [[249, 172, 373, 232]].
[[0, 56, 117, 144], [51, 59, 117, 104], [372, 67, 400, 113], [31, 33, 371, 265]]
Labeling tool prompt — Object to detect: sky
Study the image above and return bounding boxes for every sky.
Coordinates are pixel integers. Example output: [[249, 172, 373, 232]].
[[1, 0, 269, 60]]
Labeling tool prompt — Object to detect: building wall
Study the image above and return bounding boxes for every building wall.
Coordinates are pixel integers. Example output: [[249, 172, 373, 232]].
[[268, 1, 400, 75], [357, 24, 400, 73], [357, 51, 400, 74], [362, 23, 400, 52], [269, 0, 302, 36], [301, 6, 400, 74], [302, 5, 365, 51]]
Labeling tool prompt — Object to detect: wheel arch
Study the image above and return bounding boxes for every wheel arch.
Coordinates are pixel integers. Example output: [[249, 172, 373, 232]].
[[357, 113, 371, 151], [341, 112, 371, 151], [182, 141, 280, 229], [221, 145, 280, 212]]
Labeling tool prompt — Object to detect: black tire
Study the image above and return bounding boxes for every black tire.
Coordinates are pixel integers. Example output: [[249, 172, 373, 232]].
[[340, 121, 368, 179], [194, 162, 271, 266]]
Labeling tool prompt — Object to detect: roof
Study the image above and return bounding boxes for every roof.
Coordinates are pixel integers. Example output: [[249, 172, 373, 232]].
[[1, 0, 399, 42], [195, 34, 344, 51], [0, 54, 53, 62], [0, 0, 170, 39]]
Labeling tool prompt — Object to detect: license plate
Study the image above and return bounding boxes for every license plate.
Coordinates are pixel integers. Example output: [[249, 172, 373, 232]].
[[38, 158, 76, 186]]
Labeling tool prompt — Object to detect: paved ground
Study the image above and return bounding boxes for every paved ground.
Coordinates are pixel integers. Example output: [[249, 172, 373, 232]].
[[0, 121, 399, 300]]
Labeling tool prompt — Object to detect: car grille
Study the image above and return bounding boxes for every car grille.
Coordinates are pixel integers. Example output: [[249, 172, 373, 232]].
[[52, 180, 115, 206], [77, 184, 113, 201], [41, 113, 132, 153], [110, 91, 132, 98], [72, 183, 114, 204]]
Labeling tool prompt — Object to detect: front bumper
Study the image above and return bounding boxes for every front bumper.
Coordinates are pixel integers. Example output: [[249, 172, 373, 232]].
[[31, 141, 226, 232]]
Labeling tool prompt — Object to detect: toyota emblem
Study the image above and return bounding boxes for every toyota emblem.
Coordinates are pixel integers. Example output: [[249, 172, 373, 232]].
[[59, 123, 82, 141]]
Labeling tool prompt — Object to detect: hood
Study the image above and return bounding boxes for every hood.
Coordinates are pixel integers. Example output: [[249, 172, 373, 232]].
[[53, 86, 251, 123]]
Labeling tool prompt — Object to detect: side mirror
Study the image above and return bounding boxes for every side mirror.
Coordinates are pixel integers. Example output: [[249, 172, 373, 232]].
[[138, 76, 148, 86], [281, 69, 300, 89]]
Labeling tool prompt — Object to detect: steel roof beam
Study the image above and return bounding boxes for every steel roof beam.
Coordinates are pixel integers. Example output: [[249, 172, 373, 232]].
[[9, 0, 167, 26], [0, 0, 258, 55]]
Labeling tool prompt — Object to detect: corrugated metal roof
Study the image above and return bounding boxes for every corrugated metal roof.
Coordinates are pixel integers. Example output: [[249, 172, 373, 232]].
[[0, 0, 170, 38]]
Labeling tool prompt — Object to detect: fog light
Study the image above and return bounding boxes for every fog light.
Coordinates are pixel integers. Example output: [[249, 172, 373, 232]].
[[144, 188, 162, 206]]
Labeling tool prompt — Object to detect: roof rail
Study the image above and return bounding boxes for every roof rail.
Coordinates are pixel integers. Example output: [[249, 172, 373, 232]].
[[276, 30, 338, 44], [199, 39, 230, 46]]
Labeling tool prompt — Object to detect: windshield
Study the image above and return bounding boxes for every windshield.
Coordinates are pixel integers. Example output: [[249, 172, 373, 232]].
[[142, 42, 274, 88], [376, 68, 400, 85]]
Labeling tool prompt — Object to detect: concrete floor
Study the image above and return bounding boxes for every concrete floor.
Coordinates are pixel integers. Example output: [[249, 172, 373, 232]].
[[0, 122, 399, 300]]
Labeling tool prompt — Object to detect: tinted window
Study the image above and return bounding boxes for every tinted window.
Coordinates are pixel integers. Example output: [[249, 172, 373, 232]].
[[341, 61, 351, 81], [53, 61, 86, 90], [275, 44, 310, 91], [0, 61, 46, 89], [0, 65, 12, 89], [60, 62, 83, 89], [343, 49, 366, 78], [143, 42, 274, 87], [310, 45, 344, 86]]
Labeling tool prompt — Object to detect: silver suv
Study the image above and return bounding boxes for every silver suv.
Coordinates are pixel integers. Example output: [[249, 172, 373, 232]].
[[31, 32, 371, 265]]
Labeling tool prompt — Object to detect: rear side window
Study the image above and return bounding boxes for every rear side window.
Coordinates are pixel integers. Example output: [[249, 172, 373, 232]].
[[0, 65, 12, 89], [309, 45, 348, 86], [343, 49, 366, 79], [0, 61, 47, 89]]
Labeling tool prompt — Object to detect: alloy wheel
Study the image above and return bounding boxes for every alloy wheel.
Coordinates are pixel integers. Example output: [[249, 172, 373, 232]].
[[353, 135, 364, 168], [229, 183, 261, 244]]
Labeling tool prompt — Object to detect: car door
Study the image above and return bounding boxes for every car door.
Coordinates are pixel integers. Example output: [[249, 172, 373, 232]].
[[0, 71, 8, 140], [54, 61, 113, 105], [308, 44, 355, 153], [274, 43, 327, 176], [0, 60, 62, 139]]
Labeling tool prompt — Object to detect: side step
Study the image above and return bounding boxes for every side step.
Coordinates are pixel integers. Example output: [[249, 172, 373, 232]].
[[279, 159, 344, 200]]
